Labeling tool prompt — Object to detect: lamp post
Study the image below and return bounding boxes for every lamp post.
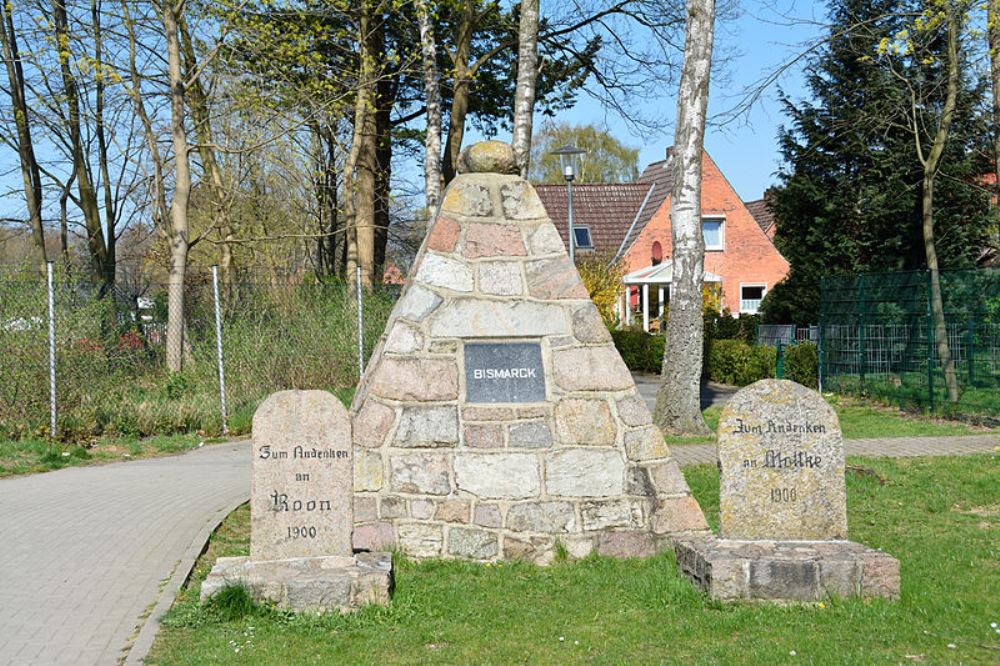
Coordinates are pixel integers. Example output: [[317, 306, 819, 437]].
[[550, 144, 586, 263]]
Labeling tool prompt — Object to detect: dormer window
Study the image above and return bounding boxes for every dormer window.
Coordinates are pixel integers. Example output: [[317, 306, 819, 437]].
[[573, 225, 594, 249], [703, 218, 724, 251]]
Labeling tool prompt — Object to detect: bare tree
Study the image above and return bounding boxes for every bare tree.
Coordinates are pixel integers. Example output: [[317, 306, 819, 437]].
[[654, 0, 715, 436], [512, 0, 540, 177], [0, 0, 47, 272], [989, 0, 1000, 256]]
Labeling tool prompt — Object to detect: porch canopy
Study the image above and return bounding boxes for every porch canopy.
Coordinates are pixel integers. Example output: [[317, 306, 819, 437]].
[[620, 260, 722, 331]]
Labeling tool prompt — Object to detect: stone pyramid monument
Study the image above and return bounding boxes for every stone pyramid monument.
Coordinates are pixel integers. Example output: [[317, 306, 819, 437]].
[[351, 141, 707, 564]]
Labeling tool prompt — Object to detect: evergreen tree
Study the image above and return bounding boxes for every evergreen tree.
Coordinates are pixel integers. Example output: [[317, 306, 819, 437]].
[[762, 0, 990, 324]]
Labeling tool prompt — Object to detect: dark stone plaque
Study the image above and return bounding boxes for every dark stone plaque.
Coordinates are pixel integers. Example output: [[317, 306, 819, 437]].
[[464, 342, 546, 403]]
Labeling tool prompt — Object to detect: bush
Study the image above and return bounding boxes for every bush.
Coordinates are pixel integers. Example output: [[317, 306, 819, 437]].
[[707, 339, 776, 386], [610, 328, 664, 373], [783, 342, 818, 388]]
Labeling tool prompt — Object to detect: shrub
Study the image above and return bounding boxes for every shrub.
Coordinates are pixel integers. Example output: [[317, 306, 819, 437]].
[[707, 339, 776, 386], [610, 328, 664, 373], [783, 342, 818, 388]]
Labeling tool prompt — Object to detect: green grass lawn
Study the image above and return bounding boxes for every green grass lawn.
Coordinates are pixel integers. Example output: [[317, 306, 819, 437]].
[[0, 433, 219, 477], [146, 453, 1000, 665], [664, 396, 993, 446]]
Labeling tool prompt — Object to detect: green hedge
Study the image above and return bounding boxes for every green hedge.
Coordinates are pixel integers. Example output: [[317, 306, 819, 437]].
[[706, 339, 776, 386], [783, 342, 818, 388], [610, 329, 664, 373]]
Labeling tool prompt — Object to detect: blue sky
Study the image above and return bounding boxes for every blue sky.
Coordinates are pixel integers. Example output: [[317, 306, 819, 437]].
[[472, 1, 827, 201]]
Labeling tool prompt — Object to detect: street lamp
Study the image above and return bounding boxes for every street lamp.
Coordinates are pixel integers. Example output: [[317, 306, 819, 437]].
[[549, 144, 586, 263]]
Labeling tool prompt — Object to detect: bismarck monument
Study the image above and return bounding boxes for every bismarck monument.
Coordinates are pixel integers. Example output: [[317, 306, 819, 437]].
[[350, 141, 708, 563], [202, 390, 392, 613], [675, 379, 900, 602]]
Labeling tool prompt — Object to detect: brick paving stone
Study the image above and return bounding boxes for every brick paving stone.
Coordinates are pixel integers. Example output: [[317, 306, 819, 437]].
[[0, 441, 250, 666]]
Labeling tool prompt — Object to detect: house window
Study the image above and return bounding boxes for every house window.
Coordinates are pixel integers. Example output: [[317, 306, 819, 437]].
[[702, 218, 724, 250], [573, 225, 594, 249], [740, 284, 767, 315]]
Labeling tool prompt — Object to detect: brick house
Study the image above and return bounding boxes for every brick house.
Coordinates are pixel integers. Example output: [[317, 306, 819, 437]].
[[535, 149, 789, 329]]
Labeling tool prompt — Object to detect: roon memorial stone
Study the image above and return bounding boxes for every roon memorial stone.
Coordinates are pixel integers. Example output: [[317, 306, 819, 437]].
[[201, 390, 392, 613], [675, 379, 899, 602]]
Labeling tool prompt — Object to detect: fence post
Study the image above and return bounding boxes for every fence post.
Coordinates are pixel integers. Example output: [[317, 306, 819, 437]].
[[858, 274, 867, 394], [46, 261, 57, 439], [925, 270, 935, 411], [356, 266, 364, 377], [966, 317, 975, 386], [211, 266, 228, 436], [776, 339, 784, 379], [818, 277, 826, 394]]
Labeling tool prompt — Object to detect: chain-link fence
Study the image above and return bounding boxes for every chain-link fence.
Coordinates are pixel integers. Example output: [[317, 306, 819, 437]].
[[819, 268, 1000, 420], [0, 264, 397, 441]]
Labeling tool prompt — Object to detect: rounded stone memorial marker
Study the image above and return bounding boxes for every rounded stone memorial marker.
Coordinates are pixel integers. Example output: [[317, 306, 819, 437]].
[[251, 390, 353, 561], [717, 379, 847, 541]]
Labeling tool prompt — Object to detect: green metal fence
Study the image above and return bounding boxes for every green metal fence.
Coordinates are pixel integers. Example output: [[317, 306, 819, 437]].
[[819, 268, 1000, 421]]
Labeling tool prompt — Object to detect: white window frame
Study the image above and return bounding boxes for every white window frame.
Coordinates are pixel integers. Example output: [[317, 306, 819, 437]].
[[739, 282, 767, 315], [573, 225, 594, 249], [702, 217, 725, 251]]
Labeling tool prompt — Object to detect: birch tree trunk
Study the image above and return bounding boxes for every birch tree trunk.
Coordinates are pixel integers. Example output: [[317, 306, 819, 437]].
[[989, 0, 1000, 254], [161, 0, 193, 373], [512, 0, 540, 178], [0, 1, 47, 273], [653, 0, 715, 436], [917, 6, 961, 403], [415, 0, 442, 214]]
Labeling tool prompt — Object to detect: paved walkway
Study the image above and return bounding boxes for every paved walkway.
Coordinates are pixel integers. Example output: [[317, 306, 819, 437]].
[[631, 372, 737, 411], [0, 441, 250, 666], [670, 434, 999, 467]]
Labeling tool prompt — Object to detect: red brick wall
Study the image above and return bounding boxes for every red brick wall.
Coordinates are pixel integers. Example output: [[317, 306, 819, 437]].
[[625, 151, 789, 315]]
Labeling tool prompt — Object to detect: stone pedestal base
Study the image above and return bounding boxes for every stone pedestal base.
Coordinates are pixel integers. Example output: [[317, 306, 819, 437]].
[[675, 537, 899, 602], [200, 552, 393, 613]]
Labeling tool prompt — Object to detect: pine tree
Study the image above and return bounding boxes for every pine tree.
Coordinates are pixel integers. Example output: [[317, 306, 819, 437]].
[[763, 0, 990, 324]]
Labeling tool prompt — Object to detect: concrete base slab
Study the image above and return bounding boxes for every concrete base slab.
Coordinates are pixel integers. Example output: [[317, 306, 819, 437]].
[[200, 552, 393, 613], [675, 537, 899, 602]]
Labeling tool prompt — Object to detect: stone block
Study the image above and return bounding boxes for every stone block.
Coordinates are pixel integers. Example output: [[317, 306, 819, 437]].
[[646, 460, 689, 495], [384, 322, 424, 354], [571, 302, 613, 343], [506, 501, 576, 533], [397, 523, 444, 558], [819, 559, 861, 598], [462, 406, 516, 421], [354, 450, 383, 492], [580, 499, 644, 531], [354, 496, 377, 522], [426, 216, 461, 253], [464, 423, 504, 449], [389, 453, 451, 495], [625, 427, 669, 462], [379, 496, 408, 519], [448, 527, 499, 559], [429, 340, 458, 354], [552, 347, 633, 392], [354, 400, 395, 448], [396, 406, 459, 448], [429, 299, 569, 338], [473, 503, 502, 528], [454, 452, 540, 499], [860, 551, 901, 600], [508, 421, 552, 448], [562, 536, 595, 559], [435, 499, 471, 523], [528, 223, 566, 255], [749, 560, 819, 601], [458, 142, 518, 176], [370, 358, 459, 402], [545, 449, 625, 498], [625, 466, 654, 496], [416, 252, 475, 292], [463, 223, 526, 259], [615, 394, 652, 427], [651, 496, 708, 533], [479, 261, 525, 296], [500, 180, 547, 219], [595, 531, 656, 559], [441, 180, 494, 217], [410, 499, 436, 520], [525, 258, 589, 300], [396, 284, 442, 322], [554, 399, 615, 446], [354, 522, 395, 552]]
